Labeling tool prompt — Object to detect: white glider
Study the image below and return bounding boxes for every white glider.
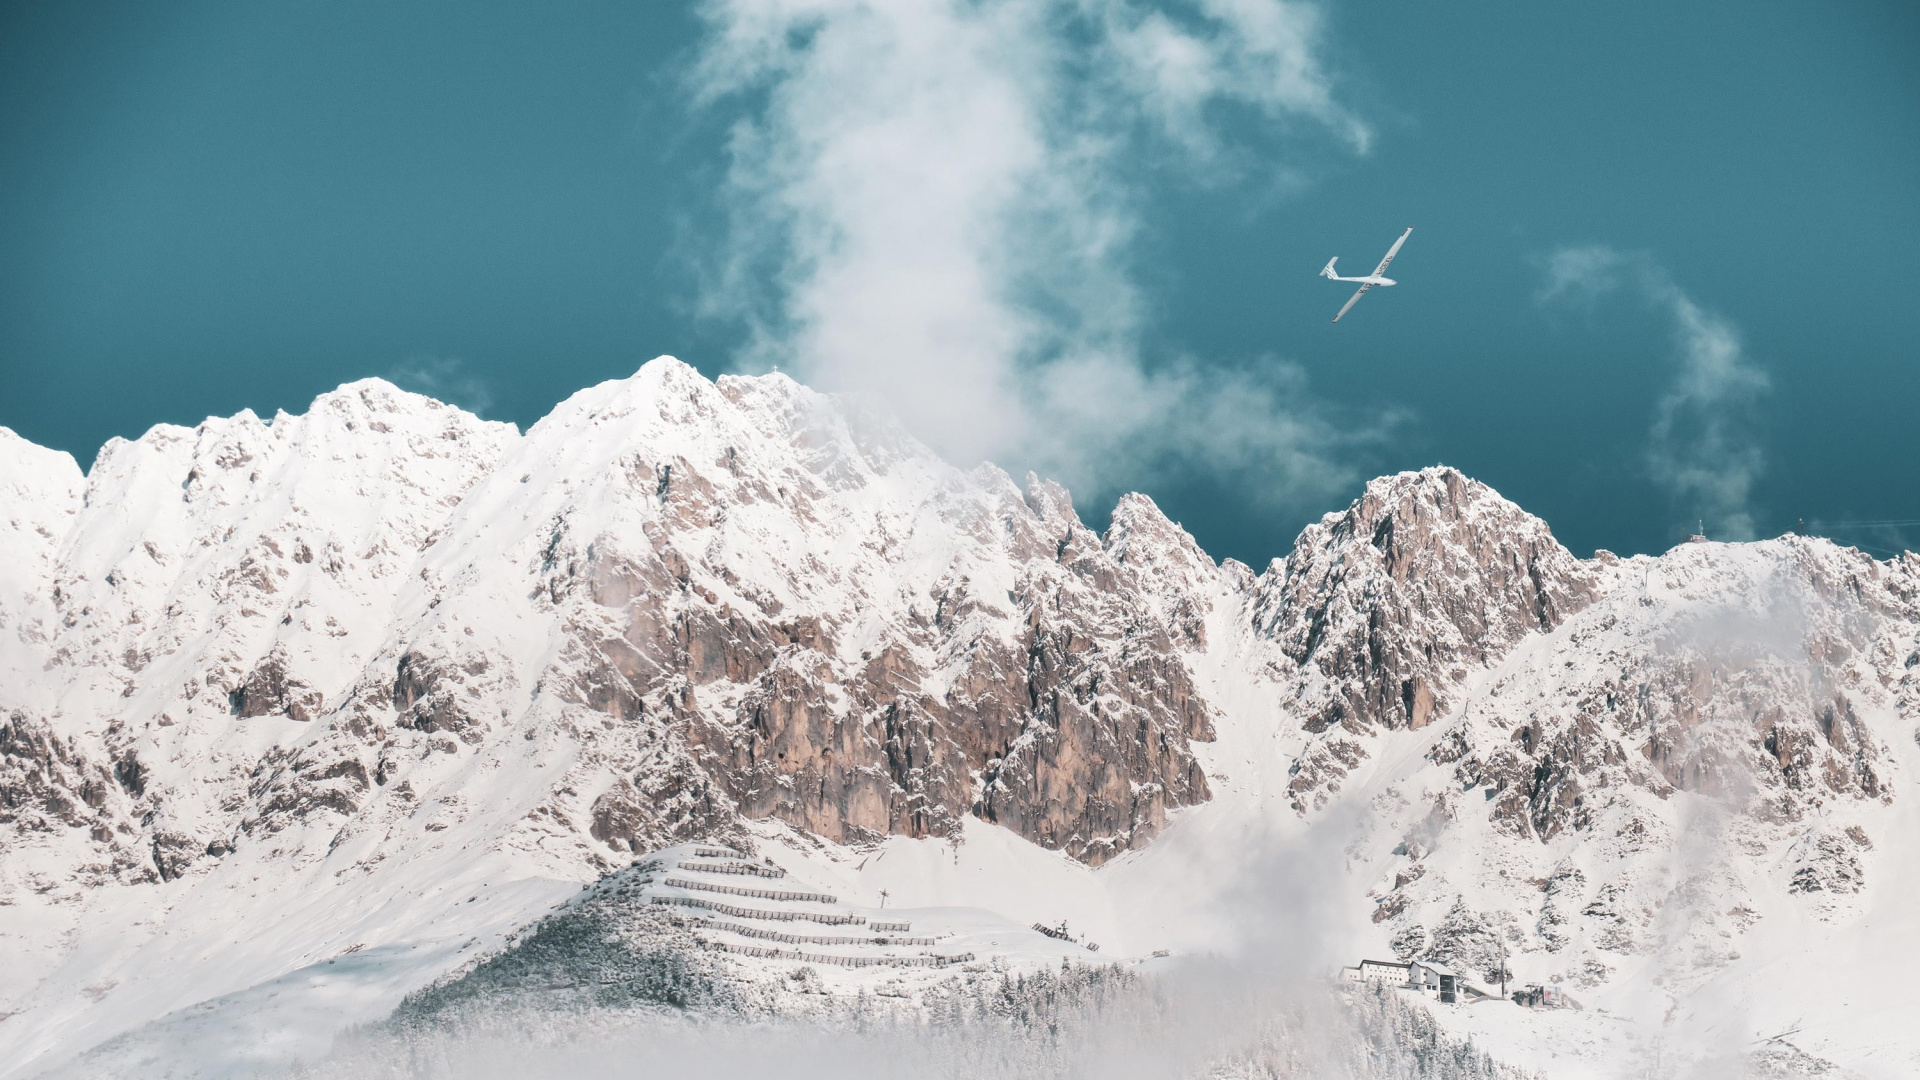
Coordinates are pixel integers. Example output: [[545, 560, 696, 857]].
[[1321, 226, 1413, 323]]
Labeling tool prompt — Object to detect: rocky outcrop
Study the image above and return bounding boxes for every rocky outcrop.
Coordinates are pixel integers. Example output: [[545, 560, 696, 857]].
[[0, 712, 124, 836], [1250, 467, 1596, 809], [231, 647, 324, 720], [0, 711, 154, 886]]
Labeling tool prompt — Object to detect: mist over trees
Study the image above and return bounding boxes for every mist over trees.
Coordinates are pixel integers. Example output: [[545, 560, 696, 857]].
[[296, 903, 1532, 1080]]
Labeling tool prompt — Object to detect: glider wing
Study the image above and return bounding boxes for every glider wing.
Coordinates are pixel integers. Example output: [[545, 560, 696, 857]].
[[1371, 226, 1414, 278], [1332, 283, 1372, 323]]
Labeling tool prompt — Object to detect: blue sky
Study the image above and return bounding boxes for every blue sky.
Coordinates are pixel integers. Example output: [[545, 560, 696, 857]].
[[2, 0, 1915, 565]]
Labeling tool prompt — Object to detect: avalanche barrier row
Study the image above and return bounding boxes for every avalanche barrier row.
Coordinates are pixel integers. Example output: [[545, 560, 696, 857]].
[[663, 877, 837, 904], [707, 941, 975, 969], [686, 917, 935, 947], [676, 859, 788, 878], [651, 893, 868, 926]]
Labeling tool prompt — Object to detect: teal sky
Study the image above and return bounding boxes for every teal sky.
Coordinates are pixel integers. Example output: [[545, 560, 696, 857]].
[[2, 1, 1916, 565]]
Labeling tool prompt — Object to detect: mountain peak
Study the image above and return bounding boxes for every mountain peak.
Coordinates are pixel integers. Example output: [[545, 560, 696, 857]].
[[1021, 472, 1077, 526], [1249, 464, 1598, 807], [1105, 491, 1214, 579], [300, 377, 504, 429]]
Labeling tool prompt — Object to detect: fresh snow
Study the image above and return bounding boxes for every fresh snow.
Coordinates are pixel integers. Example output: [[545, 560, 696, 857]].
[[2, 359, 1917, 1078]]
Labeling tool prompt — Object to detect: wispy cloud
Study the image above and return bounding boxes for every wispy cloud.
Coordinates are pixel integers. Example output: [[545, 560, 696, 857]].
[[690, 0, 1376, 510], [387, 356, 496, 417], [1540, 247, 1769, 540]]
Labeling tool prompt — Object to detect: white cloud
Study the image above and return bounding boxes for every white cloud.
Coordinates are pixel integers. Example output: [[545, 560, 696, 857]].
[[1541, 246, 1769, 540], [1099, 0, 1370, 164], [691, 0, 1374, 510]]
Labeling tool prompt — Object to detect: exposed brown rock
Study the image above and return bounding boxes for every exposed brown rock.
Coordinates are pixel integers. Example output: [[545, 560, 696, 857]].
[[521, 477, 1217, 866], [0, 712, 117, 831], [391, 651, 486, 740], [232, 647, 324, 720]]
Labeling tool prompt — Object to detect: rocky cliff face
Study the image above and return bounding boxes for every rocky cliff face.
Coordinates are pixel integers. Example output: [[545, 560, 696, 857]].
[[361, 361, 1215, 866]]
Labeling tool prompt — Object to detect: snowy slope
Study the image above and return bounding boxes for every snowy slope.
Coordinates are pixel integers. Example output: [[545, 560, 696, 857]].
[[3, 361, 1917, 1078], [0, 428, 82, 715]]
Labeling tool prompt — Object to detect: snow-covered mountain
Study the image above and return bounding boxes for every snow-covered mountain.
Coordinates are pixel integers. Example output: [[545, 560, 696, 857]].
[[3, 358, 1916, 1078]]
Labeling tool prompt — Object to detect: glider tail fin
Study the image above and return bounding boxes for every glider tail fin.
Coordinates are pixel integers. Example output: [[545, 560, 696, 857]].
[[1320, 257, 1339, 279]]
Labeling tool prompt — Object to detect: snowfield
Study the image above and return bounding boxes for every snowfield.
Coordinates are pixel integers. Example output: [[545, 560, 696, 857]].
[[2, 358, 1916, 1078]]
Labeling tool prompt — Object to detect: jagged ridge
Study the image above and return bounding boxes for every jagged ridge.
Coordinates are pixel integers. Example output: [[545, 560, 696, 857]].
[[4, 361, 1918, 1079]]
